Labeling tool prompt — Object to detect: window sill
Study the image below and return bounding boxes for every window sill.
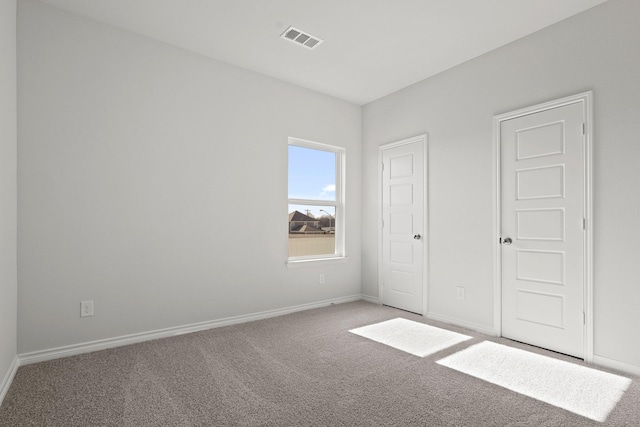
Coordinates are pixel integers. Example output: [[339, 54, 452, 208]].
[[286, 256, 347, 268]]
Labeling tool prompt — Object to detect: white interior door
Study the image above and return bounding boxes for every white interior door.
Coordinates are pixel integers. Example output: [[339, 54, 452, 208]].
[[500, 101, 586, 358], [381, 136, 425, 314]]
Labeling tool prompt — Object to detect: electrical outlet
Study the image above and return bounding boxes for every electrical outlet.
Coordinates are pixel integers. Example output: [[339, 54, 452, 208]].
[[319, 274, 325, 284], [456, 287, 465, 301], [80, 300, 94, 317]]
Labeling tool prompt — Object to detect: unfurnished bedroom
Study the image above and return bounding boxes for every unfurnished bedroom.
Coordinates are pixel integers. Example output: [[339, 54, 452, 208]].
[[1, 0, 639, 425]]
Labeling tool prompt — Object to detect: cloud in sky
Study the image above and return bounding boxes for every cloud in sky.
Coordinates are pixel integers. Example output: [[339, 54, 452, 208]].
[[319, 184, 335, 198], [322, 184, 335, 194]]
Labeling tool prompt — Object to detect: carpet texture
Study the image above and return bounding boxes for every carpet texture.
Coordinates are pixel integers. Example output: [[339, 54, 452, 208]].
[[0, 301, 638, 426], [349, 317, 472, 357]]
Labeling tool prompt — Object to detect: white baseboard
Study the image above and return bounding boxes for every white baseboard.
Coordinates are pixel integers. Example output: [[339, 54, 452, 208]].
[[593, 355, 640, 377], [19, 294, 363, 366], [12, 297, 640, 382], [425, 314, 640, 377], [0, 355, 19, 407], [361, 295, 380, 304], [426, 311, 496, 336]]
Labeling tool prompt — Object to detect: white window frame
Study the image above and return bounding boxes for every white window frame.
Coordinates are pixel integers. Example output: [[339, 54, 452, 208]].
[[287, 137, 345, 266]]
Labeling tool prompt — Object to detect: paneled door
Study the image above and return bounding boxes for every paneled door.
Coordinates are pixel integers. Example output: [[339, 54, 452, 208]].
[[380, 135, 426, 314], [500, 100, 586, 358]]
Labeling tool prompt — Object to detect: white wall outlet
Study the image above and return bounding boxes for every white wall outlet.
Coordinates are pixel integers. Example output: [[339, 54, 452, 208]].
[[456, 287, 465, 300], [80, 300, 94, 317], [319, 274, 325, 284]]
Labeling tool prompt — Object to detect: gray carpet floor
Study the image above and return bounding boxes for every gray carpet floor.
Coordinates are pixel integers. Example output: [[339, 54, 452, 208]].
[[1, 301, 638, 426]]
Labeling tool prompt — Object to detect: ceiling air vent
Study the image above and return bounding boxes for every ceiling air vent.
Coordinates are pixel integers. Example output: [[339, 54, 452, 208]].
[[281, 26, 323, 50]]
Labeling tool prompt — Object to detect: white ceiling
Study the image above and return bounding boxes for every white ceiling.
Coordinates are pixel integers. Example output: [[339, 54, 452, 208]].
[[35, 0, 608, 105]]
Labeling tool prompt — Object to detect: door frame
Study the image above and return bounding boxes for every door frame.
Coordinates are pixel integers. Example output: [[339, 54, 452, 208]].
[[378, 134, 428, 315], [493, 92, 593, 362]]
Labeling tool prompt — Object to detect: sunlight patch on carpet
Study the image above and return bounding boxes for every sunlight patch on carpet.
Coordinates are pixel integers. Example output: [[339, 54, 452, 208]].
[[349, 318, 472, 357], [437, 341, 631, 422]]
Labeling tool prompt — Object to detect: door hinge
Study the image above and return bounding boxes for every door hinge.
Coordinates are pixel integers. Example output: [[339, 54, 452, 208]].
[[582, 123, 585, 135], [583, 218, 586, 230], [381, 219, 384, 228], [583, 312, 586, 325], [381, 162, 385, 171]]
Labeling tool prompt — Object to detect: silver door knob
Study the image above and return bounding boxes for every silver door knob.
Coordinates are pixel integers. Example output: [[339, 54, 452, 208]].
[[414, 234, 421, 240], [503, 237, 512, 245]]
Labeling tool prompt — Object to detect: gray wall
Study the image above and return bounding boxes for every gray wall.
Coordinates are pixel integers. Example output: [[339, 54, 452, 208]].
[[18, 0, 361, 354], [0, 0, 18, 398], [362, 0, 640, 371]]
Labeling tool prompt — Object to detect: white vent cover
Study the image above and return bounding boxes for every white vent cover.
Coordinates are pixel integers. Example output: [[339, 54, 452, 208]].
[[280, 26, 323, 49]]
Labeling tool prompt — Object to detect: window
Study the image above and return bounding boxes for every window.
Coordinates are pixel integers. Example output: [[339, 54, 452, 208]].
[[288, 138, 345, 262]]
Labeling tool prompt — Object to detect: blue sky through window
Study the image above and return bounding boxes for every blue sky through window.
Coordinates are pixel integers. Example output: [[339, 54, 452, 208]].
[[288, 145, 335, 198], [288, 145, 336, 218]]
